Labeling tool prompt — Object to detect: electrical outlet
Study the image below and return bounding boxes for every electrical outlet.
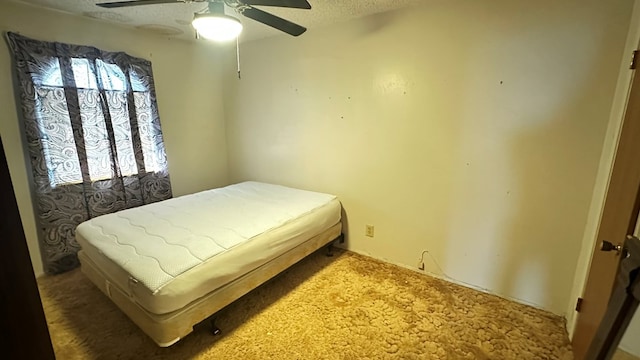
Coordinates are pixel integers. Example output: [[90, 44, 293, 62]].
[[365, 225, 374, 237]]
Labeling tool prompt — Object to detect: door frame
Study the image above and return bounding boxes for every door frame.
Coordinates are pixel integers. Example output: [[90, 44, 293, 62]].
[[0, 137, 55, 358], [567, 0, 640, 352], [567, 1, 640, 339]]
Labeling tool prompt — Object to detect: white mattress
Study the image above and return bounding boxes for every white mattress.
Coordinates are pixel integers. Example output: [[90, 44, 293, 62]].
[[76, 181, 341, 314]]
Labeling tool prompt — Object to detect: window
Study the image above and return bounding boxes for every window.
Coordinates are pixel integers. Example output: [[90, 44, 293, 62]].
[[35, 57, 164, 187]]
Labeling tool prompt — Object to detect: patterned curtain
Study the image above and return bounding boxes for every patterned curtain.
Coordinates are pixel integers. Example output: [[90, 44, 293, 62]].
[[7, 33, 172, 274]]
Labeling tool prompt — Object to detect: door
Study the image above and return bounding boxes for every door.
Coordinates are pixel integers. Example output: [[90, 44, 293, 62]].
[[586, 235, 640, 359], [0, 137, 56, 359], [572, 54, 640, 359]]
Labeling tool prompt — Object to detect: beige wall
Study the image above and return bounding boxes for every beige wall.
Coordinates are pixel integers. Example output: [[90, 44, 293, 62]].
[[222, 0, 633, 314], [0, 1, 229, 276]]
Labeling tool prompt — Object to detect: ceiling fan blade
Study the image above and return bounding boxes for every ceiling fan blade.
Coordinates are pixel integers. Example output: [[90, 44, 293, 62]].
[[241, 0, 311, 9], [96, 0, 184, 8], [242, 7, 307, 36]]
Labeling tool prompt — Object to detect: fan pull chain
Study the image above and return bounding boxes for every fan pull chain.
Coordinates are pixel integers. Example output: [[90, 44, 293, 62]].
[[236, 37, 241, 80]]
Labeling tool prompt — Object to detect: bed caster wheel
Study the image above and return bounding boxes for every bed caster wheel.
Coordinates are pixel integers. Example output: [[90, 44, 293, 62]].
[[326, 243, 334, 257], [210, 319, 221, 336], [212, 326, 221, 336]]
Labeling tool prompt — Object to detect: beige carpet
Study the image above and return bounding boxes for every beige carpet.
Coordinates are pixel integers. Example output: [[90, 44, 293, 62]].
[[614, 349, 640, 360], [38, 249, 573, 359]]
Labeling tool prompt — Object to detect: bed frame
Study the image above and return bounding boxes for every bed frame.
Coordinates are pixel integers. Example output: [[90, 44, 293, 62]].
[[78, 222, 342, 347]]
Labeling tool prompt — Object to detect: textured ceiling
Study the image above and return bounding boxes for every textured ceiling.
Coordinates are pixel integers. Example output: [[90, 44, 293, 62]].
[[13, 0, 424, 42]]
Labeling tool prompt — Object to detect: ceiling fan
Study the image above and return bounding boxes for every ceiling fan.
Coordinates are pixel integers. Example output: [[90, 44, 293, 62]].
[[95, 0, 312, 40]]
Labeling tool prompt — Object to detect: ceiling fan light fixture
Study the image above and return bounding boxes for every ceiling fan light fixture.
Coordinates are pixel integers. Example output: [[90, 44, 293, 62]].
[[192, 13, 242, 42]]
